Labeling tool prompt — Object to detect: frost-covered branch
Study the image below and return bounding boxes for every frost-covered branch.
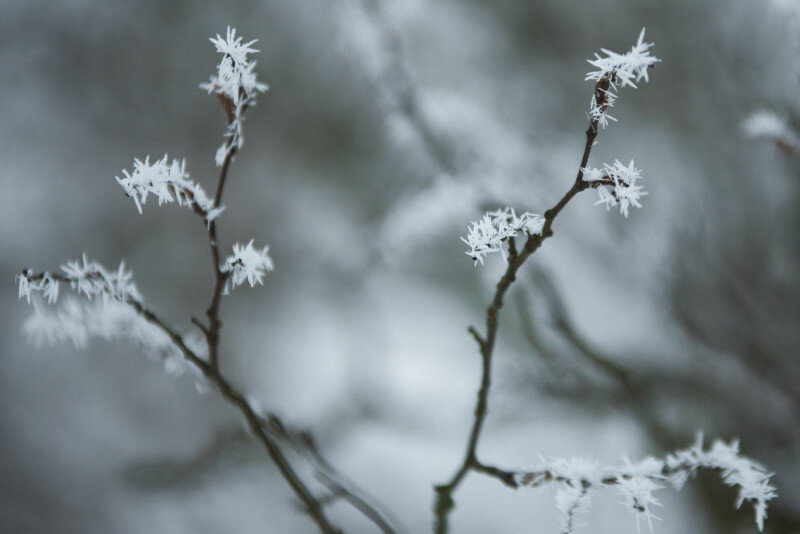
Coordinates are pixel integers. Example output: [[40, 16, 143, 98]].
[[438, 28, 778, 534], [200, 26, 268, 166], [115, 155, 224, 225], [585, 28, 660, 130], [512, 437, 776, 533], [17, 256, 140, 306], [461, 209, 544, 265], [14, 28, 394, 534], [438, 30, 687, 534]]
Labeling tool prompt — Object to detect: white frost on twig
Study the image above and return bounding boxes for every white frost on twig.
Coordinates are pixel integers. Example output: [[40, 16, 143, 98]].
[[585, 28, 660, 129], [200, 27, 269, 166], [115, 155, 223, 225], [584, 159, 647, 217], [516, 436, 776, 533], [221, 239, 274, 292], [461, 208, 544, 265], [16, 256, 141, 305]]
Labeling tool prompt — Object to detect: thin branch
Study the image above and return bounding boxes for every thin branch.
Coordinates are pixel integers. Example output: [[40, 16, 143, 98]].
[[204, 143, 237, 371], [265, 419, 401, 534], [433, 78, 613, 534], [467, 326, 485, 348], [128, 299, 343, 534]]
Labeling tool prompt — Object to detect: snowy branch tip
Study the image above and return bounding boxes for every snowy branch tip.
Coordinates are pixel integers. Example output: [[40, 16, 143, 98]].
[[586, 28, 660, 129], [517, 436, 776, 533], [200, 27, 268, 165], [221, 239, 274, 292], [115, 155, 224, 224], [461, 208, 544, 265]]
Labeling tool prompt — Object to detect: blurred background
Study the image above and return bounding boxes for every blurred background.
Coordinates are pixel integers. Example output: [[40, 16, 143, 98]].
[[1, 0, 798, 532]]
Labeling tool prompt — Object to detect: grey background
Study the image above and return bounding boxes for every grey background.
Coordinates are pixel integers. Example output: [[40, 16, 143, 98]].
[[1, 0, 798, 532]]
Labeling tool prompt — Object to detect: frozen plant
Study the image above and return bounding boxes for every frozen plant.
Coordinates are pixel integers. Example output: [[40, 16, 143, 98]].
[[15, 28, 395, 534], [115, 155, 224, 224], [438, 29, 776, 534]]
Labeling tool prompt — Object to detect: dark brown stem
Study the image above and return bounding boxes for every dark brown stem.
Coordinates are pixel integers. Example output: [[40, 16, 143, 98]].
[[432, 78, 612, 534], [204, 143, 237, 371]]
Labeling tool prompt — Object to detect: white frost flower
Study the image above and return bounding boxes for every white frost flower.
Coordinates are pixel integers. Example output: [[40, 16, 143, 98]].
[[584, 159, 647, 217], [221, 239, 274, 291], [200, 27, 269, 165], [461, 208, 544, 265], [586, 29, 660, 128], [115, 155, 222, 224]]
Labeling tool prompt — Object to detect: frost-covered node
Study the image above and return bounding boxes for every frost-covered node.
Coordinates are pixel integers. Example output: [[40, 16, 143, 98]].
[[516, 436, 776, 534], [115, 155, 224, 225], [461, 208, 544, 265], [200, 26, 269, 166], [583, 159, 647, 217], [586, 28, 660, 129], [221, 239, 274, 292]]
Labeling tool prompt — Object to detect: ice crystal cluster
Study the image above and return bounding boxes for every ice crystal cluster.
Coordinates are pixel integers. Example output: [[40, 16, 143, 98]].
[[585, 28, 660, 129], [221, 239, 274, 292], [583, 159, 647, 217], [518, 437, 776, 534], [115, 155, 223, 224], [461, 208, 544, 265], [200, 26, 269, 166], [17, 256, 140, 307]]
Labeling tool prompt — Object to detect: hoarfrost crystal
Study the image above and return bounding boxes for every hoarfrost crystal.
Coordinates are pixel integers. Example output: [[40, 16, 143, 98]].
[[115, 155, 223, 224], [586, 29, 660, 129], [584, 159, 647, 217], [461, 208, 544, 265], [200, 27, 268, 165], [221, 239, 274, 291]]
